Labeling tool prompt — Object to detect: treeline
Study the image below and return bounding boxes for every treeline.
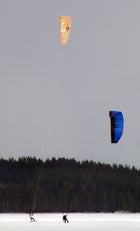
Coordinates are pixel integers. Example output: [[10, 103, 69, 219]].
[[0, 156, 139, 213]]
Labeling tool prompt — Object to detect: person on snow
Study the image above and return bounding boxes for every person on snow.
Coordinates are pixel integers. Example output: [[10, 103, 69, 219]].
[[63, 214, 69, 223], [29, 213, 35, 222]]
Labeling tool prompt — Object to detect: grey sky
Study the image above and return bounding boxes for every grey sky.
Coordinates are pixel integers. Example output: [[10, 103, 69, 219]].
[[0, 0, 139, 167]]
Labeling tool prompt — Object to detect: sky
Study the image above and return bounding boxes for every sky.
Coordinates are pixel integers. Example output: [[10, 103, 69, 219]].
[[0, 0, 139, 167]]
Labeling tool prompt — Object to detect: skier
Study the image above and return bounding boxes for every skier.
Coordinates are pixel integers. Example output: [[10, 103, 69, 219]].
[[63, 214, 69, 223], [29, 213, 35, 222]]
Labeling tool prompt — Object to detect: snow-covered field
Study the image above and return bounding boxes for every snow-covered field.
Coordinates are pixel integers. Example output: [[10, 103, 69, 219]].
[[0, 213, 139, 231]]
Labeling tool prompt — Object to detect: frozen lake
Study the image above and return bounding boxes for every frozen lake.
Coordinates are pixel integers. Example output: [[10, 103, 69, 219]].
[[0, 212, 139, 231]]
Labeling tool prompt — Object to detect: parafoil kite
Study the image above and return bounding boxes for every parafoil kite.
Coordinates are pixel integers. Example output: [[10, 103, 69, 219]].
[[59, 16, 72, 45], [109, 111, 124, 143]]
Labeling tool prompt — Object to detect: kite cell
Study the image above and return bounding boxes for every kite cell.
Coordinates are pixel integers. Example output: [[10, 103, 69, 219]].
[[109, 111, 124, 143], [60, 16, 72, 45]]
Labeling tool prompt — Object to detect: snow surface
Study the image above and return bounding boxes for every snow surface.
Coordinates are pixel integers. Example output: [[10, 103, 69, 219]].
[[0, 213, 139, 231]]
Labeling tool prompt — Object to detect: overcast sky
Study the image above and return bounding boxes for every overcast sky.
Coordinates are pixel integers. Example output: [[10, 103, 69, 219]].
[[0, 0, 139, 167]]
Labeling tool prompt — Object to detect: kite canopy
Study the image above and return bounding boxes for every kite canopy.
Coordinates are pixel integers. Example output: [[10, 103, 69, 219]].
[[59, 16, 72, 45], [109, 111, 124, 143]]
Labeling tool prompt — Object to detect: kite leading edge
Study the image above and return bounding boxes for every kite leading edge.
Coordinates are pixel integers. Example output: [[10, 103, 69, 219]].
[[60, 16, 72, 45], [109, 111, 124, 143]]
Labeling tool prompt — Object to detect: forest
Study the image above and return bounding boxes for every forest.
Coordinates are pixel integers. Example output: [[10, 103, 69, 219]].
[[0, 156, 139, 213]]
